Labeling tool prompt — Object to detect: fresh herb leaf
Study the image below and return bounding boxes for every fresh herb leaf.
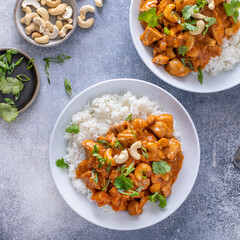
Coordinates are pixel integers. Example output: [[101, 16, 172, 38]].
[[114, 139, 123, 150], [92, 169, 98, 183], [0, 103, 18, 122], [65, 124, 79, 134], [0, 61, 8, 70], [125, 114, 132, 122], [148, 192, 167, 208], [198, 66, 203, 84], [178, 46, 188, 56], [116, 164, 126, 172], [3, 98, 14, 106], [180, 58, 194, 70], [6, 52, 12, 64], [101, 179, 111, 191], [6, 49, 18, 55], [164, 27, 170, 35], [182, 5, 199, 20], [97, 140, 112, 148], [140, 171, 147, 179], [14, 57, 24, 67], [117, 189, 140, 197], [196, 0, 207, 11], [129, 126, 137, 139], [141, 146, 149, 159], [121, 163, 135, 176], [224, 0, 240, 23], [107, 160, 111, 173], [114, 174, 134, 191], [93, 153, 107, 165], [64, 78, 71, 96], [0, 77, 24, 95], [181, 22, 198, 31], [138, 8, 163, 27], [152, 161, 172, 175], [16, 74, 31, 82], [92, 144, 100, 154], [56, 158, 69, 168], [203, 17, 216, 35], [27, 58, 34, 70]]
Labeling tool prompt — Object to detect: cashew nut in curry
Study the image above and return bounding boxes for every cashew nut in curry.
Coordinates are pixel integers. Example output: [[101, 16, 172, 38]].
[[76, 114, 183, 215], [139, 0, 240, 78]]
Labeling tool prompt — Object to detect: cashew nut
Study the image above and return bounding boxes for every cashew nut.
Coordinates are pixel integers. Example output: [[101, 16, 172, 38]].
[[78, 16, 94, 29], [206, 0, 215, 10], [191, 12, 206, 19], [34, 35, 50, 44], [43, 25, 59, 39], [33, 17, 46, 33], [21, 12, 39, 25], [25, 23, 40, 35], [31, 31, 42, 39], [22, 0, 40, 8], [45, 20, 54, 31], [95, 0, 103, 7], [113, 150, 129, 164], [55, 20, 63, 30], [79, 5, 95, 20], [189, 20, 205, 35], [62, 6, 73, 19], [48, 3, 67, 16], [21, 7, 32, 24], [36, 7, 49, 21], [67, 18, 73, 24], [41, 0, 46, 5], [130, 141, 142, 160], [46, 0, 61, 8], [59, 23, 73, 37]]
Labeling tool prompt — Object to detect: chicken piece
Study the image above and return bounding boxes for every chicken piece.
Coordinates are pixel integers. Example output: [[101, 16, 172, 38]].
[[162, 138, 181, 161], [80, 170, 101, 191], [149, 121, 168, 139], [140, 0, 158, 12], [140, 27, 163, 46], [128, 196, 149, 215], [165, 58, 191, 77], [157, 114, 173, 138], [91, 191, 111, 207]]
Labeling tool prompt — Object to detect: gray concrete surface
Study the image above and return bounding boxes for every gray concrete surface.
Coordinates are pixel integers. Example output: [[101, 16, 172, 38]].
[[0, 0, 240, 239]]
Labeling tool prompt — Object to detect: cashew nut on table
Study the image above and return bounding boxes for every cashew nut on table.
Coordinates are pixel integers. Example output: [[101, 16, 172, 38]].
[[20, 0, 73, 44]]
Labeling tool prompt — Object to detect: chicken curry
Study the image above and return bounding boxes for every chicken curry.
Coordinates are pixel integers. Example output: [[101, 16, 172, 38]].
[[76, 114, 183, 215], [139, 0, 240, 80]]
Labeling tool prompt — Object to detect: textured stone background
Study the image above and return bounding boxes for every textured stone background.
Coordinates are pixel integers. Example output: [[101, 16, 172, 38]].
[[0, 0, 240, 239]]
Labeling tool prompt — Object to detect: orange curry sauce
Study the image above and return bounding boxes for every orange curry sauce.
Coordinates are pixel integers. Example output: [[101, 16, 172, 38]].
[[76, 114, 184, 215]]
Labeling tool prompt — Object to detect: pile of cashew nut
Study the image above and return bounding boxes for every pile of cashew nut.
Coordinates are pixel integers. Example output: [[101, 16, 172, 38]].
[[20, 0, 74, 44]]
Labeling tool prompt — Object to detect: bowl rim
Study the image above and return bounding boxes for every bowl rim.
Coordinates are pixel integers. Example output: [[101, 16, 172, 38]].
[[129, 0, 240, 93], [0, 47, 40, 113], [13, 0, 78, 48], [49, 78, 201, 230]]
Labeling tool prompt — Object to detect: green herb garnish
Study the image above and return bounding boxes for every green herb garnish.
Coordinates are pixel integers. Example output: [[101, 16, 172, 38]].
[[125, 114, 132, 122], [107, 160, 111, 173], [182, 5, 199, 20], [101, 179, 111, 191], [3, 98, 14, 105], [164, 27, 170, 35], [0, 76, 24, 96], [92, 169, 98, 183], [203, 17, 216, 35], [114, 139, 123, 150], [114, 174, 134, 191], [116, 164, 126, 172], [198, 66, 203, 84], [27, 58, 34, 70], [97, 140, 112, 148], [140, 171, 147, 179], [148, 192, 167, 208], [141, 146, 149, 159], [152, 161, 172, 175], [224, 0, 240, 23], [65, 124, 79, 134], [0, 103, 18, 122], [16, 74, 31, 82], [92, 144, 100, 154], [129, 126, 137, 139], [138, 8, 163, 27], [117, 189, 140, 197], [178, 46, 188, 56], [56, 158, 69, 168], [196, 0, 207, 11], [180, 58, 194, 70], [64, 78, 71, 96], [121, 163, 135, 176]]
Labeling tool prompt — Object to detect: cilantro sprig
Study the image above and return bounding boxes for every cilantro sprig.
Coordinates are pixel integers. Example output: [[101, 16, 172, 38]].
[[65, 124, 79, 134], [0, 103, 18, 122], [182, 5, 199, 19], [203, 17, 216, 35], [152, 161, 172, 175], [224, 0, 240, 23], [148, 192, 167, 208], [56, 158, 69, 168], [138, 8, 164, 27]]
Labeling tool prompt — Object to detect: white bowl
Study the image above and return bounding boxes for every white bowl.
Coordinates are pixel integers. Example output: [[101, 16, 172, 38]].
[[14, 0, 78, 47], [129, 0, 240, 93], [50, 79, 200, 230]]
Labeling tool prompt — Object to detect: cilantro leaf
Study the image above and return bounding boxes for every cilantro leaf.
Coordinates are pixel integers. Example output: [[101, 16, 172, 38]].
[[114, 174, 134, 191], [198, 66, 203, 84], [178, 46, 188, 56], [148, 192, 167, 208], [182, 5, 199, 20], [0, 77, 24, 95], [224, 0, 240, 23], [0, 103, 18, 122], [66, 124, 79, 134], [138, 8, 162, 27], [56, 158, 69, 168], [121, 163, 135, 176], [196, 0, 207, 11], [181, 22, 198, 31], [152, 161, 172, 175], [203, 17, 216, 35], [125, 114, 132, 122]]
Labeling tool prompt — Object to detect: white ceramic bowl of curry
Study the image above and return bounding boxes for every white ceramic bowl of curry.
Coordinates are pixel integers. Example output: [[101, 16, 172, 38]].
[[50, 79, 200, 230]]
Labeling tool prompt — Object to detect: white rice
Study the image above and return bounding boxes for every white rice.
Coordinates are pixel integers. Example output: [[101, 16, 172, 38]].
[[64, 92, 165, 213], [204, 18, 240, 76]]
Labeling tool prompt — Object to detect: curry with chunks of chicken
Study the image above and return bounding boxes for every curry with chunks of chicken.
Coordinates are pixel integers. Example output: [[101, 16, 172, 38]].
[[76, 114, 183, 215], [138, 0, 240, 82]]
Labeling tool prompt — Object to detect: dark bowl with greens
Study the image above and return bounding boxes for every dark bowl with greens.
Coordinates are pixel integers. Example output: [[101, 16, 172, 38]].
[[0, 48, 40, 122]]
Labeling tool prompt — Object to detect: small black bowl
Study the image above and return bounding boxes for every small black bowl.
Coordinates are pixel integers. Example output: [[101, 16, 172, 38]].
[[0, 48, 40, 113]]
